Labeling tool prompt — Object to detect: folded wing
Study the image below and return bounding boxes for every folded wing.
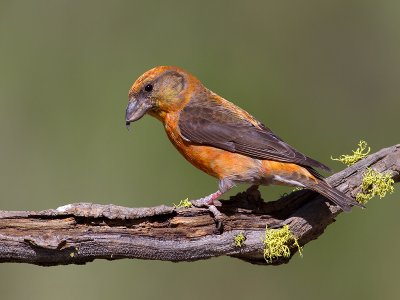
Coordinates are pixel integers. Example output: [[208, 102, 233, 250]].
[[178, 93, 331, 173]]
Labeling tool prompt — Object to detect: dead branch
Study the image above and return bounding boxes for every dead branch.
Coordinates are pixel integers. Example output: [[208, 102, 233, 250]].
[[0, 144, 399, 266]]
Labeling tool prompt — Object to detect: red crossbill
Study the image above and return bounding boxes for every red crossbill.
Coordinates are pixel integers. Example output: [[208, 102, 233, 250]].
[[125, 66, 363, 218]]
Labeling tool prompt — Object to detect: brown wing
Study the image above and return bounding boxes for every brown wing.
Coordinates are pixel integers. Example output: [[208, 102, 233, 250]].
[[178, 93, 331, 172]]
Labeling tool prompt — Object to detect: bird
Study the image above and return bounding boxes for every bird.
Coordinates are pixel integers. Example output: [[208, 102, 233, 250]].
[[125, 66, 363, 218]]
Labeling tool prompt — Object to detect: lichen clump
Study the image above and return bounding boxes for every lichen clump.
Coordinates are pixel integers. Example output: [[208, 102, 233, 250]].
[[173, 198, 192, 208], [331, 140, 370, 166], [263, 225, 302, 263], [356, 168, 395, 204], [234, 233, 246, 248]]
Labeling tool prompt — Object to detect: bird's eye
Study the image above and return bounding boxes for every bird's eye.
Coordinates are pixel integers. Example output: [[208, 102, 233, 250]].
[[144, 84, 153, 92]]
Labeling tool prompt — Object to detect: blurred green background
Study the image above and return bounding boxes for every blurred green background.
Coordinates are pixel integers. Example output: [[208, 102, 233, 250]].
[[0, 0, 399, 299]]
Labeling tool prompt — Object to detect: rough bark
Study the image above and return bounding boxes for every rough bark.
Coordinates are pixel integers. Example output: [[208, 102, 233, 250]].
[[0, 145, 399, 266]]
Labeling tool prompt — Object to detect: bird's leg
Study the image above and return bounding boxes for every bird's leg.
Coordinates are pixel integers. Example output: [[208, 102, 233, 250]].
[[190, 178, 235, 230], [191, 178, 234, 207]]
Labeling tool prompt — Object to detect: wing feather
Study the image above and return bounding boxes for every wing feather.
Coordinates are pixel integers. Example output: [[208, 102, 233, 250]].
[[178, 92, 331, 172]]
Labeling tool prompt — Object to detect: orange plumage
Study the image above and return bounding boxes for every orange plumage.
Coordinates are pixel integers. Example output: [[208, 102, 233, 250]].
[[125, 66, 363, 214]]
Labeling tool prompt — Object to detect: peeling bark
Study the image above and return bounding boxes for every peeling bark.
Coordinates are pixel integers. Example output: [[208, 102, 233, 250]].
[[0, 145, 399, 266]]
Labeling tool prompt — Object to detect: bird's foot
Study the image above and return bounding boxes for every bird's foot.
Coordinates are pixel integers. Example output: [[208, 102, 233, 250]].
[[190, 190, 222, 207], [191, 201, 224, 232], [207, 205, 224, 232], [190, 198, 221, 207], [190, 191, 224, 232]]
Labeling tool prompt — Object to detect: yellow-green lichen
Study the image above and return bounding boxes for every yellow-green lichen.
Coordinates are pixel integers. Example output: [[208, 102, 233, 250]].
[[356, 168, 395, 204], [234, 233, 246, 247], [173, 198, 192, 209], [331, 140, 370, 166], [263, 225, 302, 263]]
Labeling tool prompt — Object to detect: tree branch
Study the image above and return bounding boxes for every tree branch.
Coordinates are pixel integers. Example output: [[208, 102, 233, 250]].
[[1, 145, 399, 266]]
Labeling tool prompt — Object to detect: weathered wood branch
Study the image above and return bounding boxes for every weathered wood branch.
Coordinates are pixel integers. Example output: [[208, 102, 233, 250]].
[[0, 145, 399, 266]]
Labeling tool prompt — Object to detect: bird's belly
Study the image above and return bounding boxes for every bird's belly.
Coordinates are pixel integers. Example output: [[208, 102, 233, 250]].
[[167, 131, 263, 181]]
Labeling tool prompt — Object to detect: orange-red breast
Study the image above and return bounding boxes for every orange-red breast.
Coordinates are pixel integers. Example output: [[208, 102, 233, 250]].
[[125, 66, 363, 213]]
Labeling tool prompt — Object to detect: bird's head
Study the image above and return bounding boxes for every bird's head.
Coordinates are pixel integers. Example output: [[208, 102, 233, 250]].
[[125, 66, 195, 127]]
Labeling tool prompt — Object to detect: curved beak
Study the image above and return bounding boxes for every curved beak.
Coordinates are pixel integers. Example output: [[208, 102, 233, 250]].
[[125, 97, 153, 130]]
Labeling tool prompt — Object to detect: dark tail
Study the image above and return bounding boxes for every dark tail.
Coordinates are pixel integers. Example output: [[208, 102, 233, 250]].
[[307, 180, 365, 212]]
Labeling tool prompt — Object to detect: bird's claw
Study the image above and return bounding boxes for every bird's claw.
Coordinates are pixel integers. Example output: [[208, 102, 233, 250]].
[[190, 199, 224, 232], [191, 198, 221, 207], [208, 205, 224, 232]]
